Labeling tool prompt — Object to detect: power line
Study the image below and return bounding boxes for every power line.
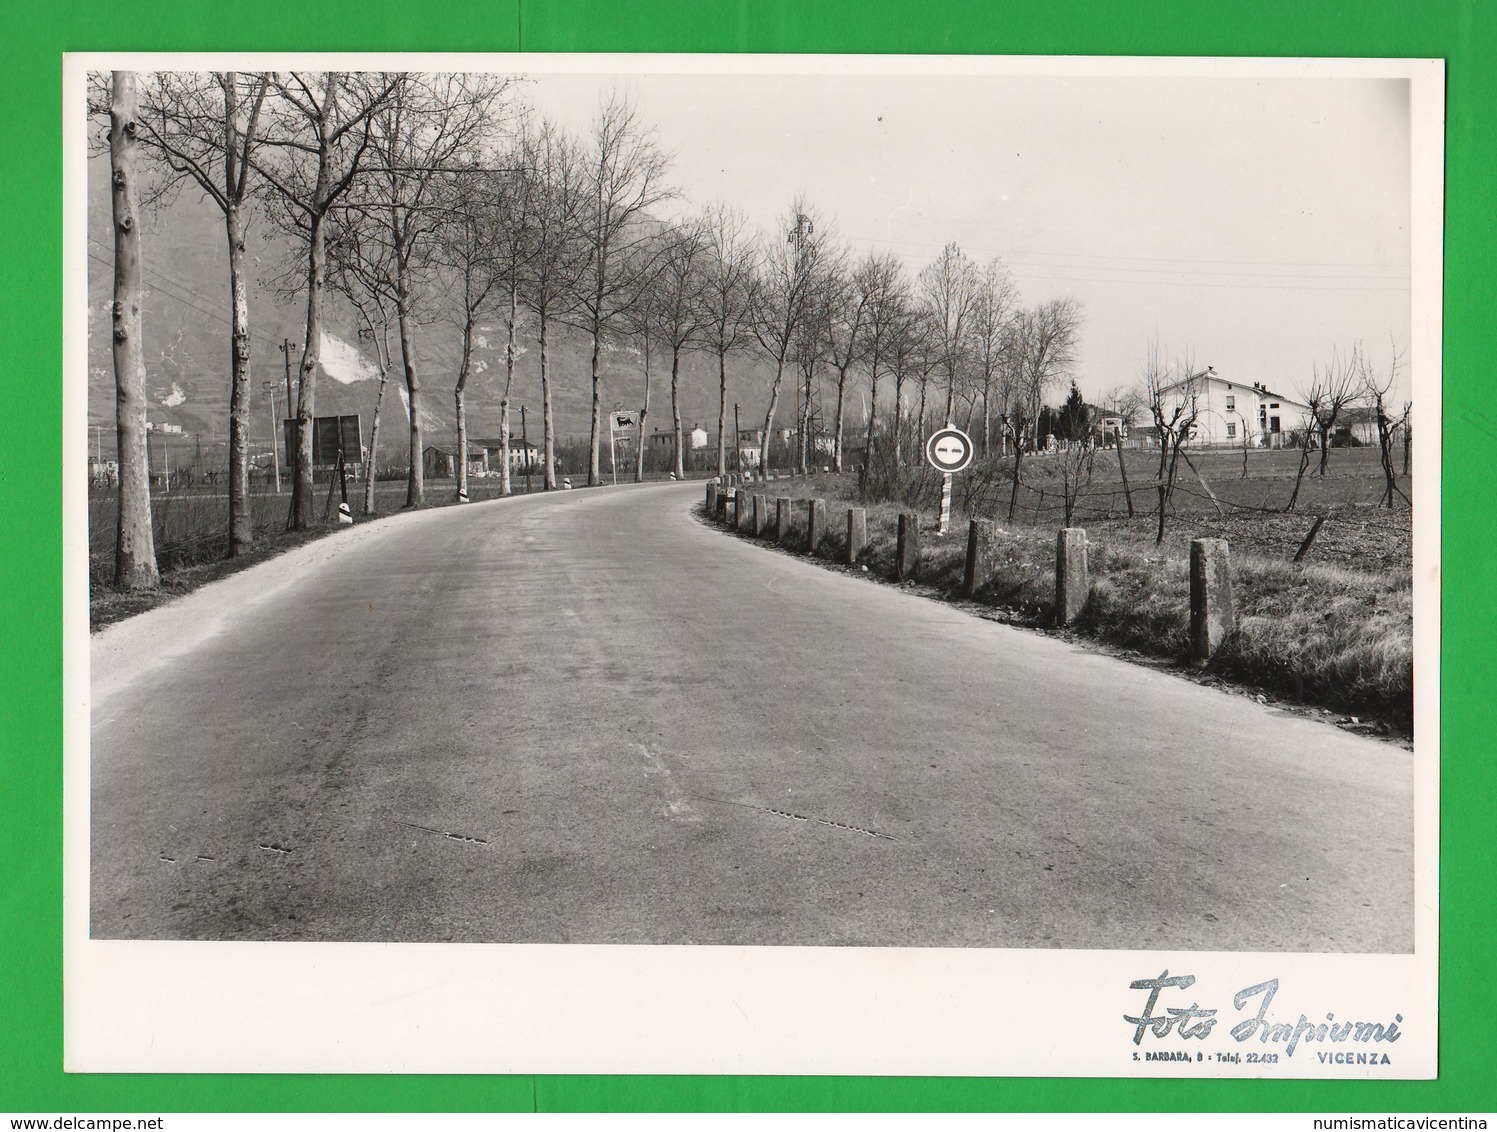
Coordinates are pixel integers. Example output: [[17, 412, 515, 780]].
[[844, 230, 1410, 274]]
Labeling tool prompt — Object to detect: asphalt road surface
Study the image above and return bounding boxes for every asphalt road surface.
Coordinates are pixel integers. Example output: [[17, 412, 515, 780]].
[[90, 480, 1414, 949]]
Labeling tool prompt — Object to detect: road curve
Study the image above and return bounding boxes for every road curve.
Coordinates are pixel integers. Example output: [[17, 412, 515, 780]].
[[90, 480, 1413, 949]]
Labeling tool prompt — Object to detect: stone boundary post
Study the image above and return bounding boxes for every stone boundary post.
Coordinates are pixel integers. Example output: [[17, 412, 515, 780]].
[[735, 488, 750, 531], [1190, 537, 1234, 662], [706, 482, 717, 512], [807, 498, 827, 554], [1055, 528, 1088, 625], [846, 508, 866, 565], [776, 497, 792, 543], [964, 519, 997, 598], [896, 512, 920, 581], [752, 493, 768, 536]]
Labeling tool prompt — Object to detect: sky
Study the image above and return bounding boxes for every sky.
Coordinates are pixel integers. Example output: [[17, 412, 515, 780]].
[[520, 67, 1413, 405]]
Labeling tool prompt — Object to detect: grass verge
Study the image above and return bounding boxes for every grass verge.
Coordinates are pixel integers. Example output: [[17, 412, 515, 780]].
[[704, 481, 1413, 737]]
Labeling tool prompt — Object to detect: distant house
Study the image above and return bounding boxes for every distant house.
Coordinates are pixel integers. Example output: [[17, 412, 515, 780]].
[[1145, 373, 1312, 449], [473, 436, 543, 473], [88, 459, 119, 487], [424, 444, 507, 479], [1086, 404, 1132, 448], [734, 427, 764, 470], [1332, 407, 1381, 447], [648, 425, 710, 451]]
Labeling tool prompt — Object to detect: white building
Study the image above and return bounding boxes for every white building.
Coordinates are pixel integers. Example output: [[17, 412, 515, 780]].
[[1147, 373, 1312, 449]]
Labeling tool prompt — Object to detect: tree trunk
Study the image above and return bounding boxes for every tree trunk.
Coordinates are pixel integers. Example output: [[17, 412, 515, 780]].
[[109, 72, 158, 589], [636, 334, 651, 483], [892, 374, 905, 470], [364, 361, 387, 515], [761, 357, 787, 482], [588, 322, 602, 486], [540, 315, 556, 490], [290, 211, 326, 530], [1318, 423, 1331, 475], [981, 380, 991, 453], [716, 348, 728, 479], [833, 368, 848, 474], [500, 290, 517, 496], [861, 360, 879, 494], [1007, 440, 1024, 524], [670, 347, 684, 480], [224, 202, 254, 556], [1286, 441, 1313, 512], [454, 318, 472, 502], [398, 266, 423, 508]]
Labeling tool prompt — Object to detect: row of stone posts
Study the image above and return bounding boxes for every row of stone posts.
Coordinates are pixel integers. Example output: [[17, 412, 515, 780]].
[[703, 482, 1234, 663]]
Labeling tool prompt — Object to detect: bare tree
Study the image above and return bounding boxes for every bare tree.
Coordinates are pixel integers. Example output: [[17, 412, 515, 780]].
[[105, 72, 159, 589], [887, 301, 924, 476], [118, 71, 270, 556], [518, 119, 589, 490], [752, 199, 830, 482], [1357, 339, 1409, 509], [1006, 299, 1082, 522], [482, 127, 542, 497], [856, 252, 912, 491], [574, 91, 674, 485], [1302, 345, 1361, 476], [917, 241, 979, 425], [1284, 383, 1326, 513], [696, 203, 757, 479], [1143, 343, 1212, 545], [436, 165, 507, 503], [823, 252, 870, 474], [616, 231, 666, 483], [792, 276, 835, 475], [256, 70, 399, 530], [1058, 438, 1098, 526], [325, 212, 398, 514], [969, 257, 1018, 454], [652, 220, 707, 479], [355, 73, 503, 508]]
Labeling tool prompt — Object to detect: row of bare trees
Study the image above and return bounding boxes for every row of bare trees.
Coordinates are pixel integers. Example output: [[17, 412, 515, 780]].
[[96, 69, 1085, 591]]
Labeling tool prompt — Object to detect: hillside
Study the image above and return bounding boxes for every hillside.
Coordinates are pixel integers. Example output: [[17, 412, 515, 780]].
[[85, 153, 785, 468]]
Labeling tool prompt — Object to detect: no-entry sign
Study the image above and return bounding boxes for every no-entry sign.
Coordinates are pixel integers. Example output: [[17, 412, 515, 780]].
[[925, 426, 974, 474]]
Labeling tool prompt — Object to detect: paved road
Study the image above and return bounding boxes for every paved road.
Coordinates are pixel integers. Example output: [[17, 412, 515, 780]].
[[91, 481, 1413, 949]]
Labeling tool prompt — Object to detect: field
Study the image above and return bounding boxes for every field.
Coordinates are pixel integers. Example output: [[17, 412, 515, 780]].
[[720, 444, 1415, 731]]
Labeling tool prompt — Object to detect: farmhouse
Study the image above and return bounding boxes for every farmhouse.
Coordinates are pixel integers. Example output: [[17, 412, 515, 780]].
[[473, 436, 543, 473], [1143, 373, 1312, 449], [648, 424, 710, 450]]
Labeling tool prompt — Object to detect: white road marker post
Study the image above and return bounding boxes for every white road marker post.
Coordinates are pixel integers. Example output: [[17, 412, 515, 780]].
[[939, 472, 953, 534]]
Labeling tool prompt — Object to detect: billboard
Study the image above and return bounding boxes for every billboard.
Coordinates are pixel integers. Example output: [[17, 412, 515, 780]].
[[284, 415, 362, 466]]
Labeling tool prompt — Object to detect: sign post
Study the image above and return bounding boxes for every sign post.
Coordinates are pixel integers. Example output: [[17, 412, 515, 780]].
[[611, 410, 638, 486], [924, 425, 975, 534]]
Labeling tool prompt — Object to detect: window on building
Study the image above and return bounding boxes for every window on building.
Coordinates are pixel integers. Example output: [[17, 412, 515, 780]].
[[1270, 403, 1280, 409], [1225, 395, 1235, 411], [1226, 422, 1236, 439]]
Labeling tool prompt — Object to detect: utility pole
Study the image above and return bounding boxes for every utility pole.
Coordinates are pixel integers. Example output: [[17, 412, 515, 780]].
[[733, 402, 741, 478], [279, 339, 295, 410], [265, 381, 282, 494]]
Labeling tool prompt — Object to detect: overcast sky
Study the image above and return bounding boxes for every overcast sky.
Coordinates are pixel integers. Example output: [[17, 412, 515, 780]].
[[522, 68, 1412, 404]]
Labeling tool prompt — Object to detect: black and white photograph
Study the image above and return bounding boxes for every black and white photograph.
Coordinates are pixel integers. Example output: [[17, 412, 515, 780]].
[[65, 53, 1441, 1076]]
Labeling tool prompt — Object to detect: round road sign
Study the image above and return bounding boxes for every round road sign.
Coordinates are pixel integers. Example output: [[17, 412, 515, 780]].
[[925, 426, 974, 474]]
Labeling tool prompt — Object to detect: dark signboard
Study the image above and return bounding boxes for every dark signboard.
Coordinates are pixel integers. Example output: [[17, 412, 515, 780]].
[[285, 415, 362, 466]]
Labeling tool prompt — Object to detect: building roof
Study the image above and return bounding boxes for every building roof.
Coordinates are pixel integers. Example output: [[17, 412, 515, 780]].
[[472, 437, 538, 450]]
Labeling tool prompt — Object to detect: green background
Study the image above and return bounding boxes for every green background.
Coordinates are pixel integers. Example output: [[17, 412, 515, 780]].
[[3, 0, 1489, 1113]]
